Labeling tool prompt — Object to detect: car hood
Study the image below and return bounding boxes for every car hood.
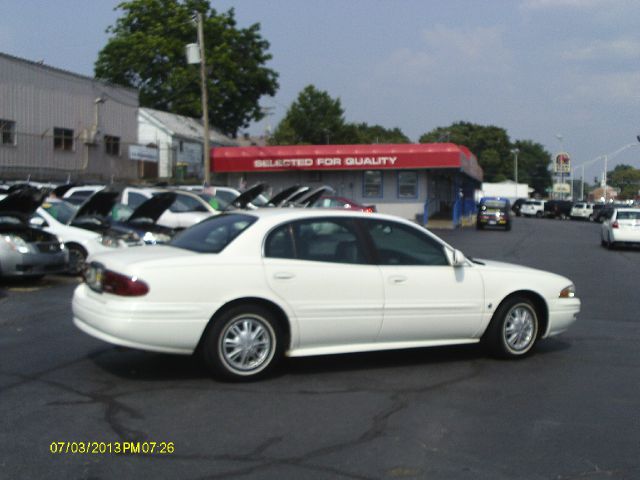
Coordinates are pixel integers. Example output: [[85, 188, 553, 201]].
[[73, 191, 120, 221], [0, 186, 47, 220], [228, 183, 266, 210], [127, 192, 176, 223]]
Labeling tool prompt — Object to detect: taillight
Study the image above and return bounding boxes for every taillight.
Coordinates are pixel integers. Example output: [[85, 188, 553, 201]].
[[102, 270, 149, 296], [363, 207, 375, 213], [83, 262, 149, 296], [612, 221, 619, 229]]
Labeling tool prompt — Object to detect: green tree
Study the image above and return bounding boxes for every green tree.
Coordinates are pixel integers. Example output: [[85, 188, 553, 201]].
[[512, 140, 553, 196], [270, 85, 410, 145], [419, 121, 552, 193], [95, 0, 278, 136], [608, 164, 640, 199], [269, 85, 346, 145], [342, 123, 410, 144]]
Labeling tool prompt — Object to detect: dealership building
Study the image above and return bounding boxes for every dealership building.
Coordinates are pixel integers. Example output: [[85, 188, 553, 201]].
[[212, 143, 483, 227]]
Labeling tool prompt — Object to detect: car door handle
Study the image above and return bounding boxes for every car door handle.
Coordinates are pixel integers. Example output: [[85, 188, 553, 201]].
[[388, 275, 407, 284], [274, 272, 295, 280]]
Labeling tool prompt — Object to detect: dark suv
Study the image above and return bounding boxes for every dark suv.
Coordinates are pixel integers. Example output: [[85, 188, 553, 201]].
[[544, 200, 573, 219], [476, 197, 511, 230]]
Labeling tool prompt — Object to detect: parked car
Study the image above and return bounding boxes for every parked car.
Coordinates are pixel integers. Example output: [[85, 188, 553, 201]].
[[520, 200, 545, 218], [120, 187, 219, 229], [511, 198, 527, 217], [593, 203, 625, 223], [73, 209, 580, 381], [312, 196, 377, 213], [61, 185, 105, 206], [544, 200, 573, 219], [601, 208, 640, 249], [476, 197, 511, 230], [0, 187, 69, 279], [33, 198, 104, 275], [570, 202, 595, 221]]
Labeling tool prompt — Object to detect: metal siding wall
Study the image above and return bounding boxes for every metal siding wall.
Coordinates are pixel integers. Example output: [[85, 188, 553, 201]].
[[0, 54, 139, 181]]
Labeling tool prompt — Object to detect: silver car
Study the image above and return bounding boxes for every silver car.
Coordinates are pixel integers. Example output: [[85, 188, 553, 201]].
[[0, 187, 68, 279]]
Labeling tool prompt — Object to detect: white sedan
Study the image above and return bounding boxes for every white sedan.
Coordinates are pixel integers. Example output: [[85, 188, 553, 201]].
[[601, 207, 640, 248], [72, 209, 580, 380]]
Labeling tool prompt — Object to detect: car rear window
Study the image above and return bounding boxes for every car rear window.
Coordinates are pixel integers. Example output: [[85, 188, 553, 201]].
[[169, 213, 256, 253], [617, 211, 640, 220], [482, 200, 508, 209]]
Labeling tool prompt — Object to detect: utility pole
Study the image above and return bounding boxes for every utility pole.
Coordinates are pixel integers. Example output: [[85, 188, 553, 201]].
[[196, 12, 211, 184]]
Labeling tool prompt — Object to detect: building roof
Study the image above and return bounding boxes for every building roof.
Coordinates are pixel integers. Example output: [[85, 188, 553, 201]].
[[140, 108, 237, 147], [0, 51, 138, 95], [211, 143, 483, 182]]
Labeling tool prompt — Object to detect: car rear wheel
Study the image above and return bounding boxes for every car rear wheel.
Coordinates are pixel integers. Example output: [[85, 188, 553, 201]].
[[200, 305, 283, 381], [484, 297, 539, 358], [535, 211, 543, 218]]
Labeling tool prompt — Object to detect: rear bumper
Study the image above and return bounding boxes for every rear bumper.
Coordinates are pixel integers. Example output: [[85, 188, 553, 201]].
[[610, 230, 640, 244], [72, 284, 213, 354]]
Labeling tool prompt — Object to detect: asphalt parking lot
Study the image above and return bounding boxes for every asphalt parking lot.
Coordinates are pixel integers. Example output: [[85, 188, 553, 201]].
[[1, 216, 639, 479]]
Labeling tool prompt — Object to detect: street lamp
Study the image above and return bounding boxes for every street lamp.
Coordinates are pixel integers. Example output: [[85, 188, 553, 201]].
[[511, 148, 519, 198], [602, 139, 640, 202], [571, 137, 640, 203]]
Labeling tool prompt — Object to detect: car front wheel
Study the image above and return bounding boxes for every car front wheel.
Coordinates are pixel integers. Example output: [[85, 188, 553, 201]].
[[67, 244, 87, 276], [200, 305, 283, 381], [484, 297, 539, 358]]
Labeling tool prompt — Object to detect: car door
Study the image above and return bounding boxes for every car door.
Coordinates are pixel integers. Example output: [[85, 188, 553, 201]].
[[363, 219, 484, 342], [263, 218, 384, 350]]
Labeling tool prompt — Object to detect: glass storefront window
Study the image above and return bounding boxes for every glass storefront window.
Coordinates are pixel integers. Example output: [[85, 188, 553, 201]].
[[398, 171, 418, 198], [363, 171, 383, 198]]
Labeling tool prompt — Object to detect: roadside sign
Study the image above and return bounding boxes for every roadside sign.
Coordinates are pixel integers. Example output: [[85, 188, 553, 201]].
[[554, 152, 571, 173]]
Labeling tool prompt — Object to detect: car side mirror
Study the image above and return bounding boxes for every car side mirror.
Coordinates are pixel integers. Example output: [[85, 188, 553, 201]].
[[452, 249, 466, 267]]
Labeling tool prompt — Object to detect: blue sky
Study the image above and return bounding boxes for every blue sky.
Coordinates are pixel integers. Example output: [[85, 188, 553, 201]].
[[2, 0, 640, 183]]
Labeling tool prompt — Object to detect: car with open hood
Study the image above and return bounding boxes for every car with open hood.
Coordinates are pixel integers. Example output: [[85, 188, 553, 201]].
[[0, 186, 68, 278], [73, 209, 580, 381]]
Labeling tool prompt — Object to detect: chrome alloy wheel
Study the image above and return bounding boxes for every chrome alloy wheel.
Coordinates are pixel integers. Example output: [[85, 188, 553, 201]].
[[219, 315, 275, 374], [503, 304, 537, 353]]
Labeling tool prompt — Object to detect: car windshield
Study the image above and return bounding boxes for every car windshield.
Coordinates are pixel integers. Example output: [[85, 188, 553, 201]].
[[41, 200, 78, 224], [169, 213, 256, 253], [482, 200, 507, 209]]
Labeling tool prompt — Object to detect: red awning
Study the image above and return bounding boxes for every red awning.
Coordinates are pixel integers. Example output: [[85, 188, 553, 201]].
[[211, 143, 483, 182]]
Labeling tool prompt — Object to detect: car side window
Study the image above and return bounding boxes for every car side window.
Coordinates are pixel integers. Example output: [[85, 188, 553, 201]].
[[127, 192, 148, 209], [265, 219, 366, 264], [365, 220, 448, 266]]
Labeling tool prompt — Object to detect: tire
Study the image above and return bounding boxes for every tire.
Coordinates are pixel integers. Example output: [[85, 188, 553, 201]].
[[535, 211, 543, 218], [200, 304, 283, 381], [476, 223, 483, 230], [66, 244, 87, 276], [484, 296, 539, 358], [588, 214, 594, 222], [606, 233, 615, 250]]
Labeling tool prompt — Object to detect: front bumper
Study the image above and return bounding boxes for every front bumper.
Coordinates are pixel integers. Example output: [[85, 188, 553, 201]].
[[544, 298, 581, 338], [0, 250, 68, 277]]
